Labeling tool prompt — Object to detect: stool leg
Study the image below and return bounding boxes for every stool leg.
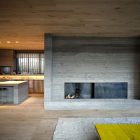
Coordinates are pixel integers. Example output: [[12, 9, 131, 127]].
[[0, 88, 2, 103]]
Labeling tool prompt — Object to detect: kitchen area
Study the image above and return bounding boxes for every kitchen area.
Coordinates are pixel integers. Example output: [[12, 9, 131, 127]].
[[0, 49, 44, 104]]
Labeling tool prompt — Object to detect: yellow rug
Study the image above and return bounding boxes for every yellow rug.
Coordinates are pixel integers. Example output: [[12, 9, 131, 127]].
[[96, 124, 140, 140]]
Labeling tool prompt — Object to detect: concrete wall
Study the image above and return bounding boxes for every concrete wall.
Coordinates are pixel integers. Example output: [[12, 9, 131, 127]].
[[44, 35, 140, 109]]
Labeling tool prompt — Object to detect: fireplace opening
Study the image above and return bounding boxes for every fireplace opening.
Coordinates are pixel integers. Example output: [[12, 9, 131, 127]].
[[65, 82, 127, 99], [65, 83, 94, 99]]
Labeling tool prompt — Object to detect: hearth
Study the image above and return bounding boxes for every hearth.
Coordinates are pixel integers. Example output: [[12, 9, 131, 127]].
[[65, 82, 127, 99]]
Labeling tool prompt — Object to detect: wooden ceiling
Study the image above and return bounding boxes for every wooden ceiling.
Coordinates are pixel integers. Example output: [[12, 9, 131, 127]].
[[0, 0, 140, 50]]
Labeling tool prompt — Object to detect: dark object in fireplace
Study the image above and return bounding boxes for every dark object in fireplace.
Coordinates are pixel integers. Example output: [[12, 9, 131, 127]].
[[65, 83, 93, 99], [65, 83, 81, 99]]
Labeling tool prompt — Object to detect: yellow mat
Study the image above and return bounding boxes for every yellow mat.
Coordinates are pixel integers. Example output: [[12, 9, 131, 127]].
[[96, 124, 140, 140]]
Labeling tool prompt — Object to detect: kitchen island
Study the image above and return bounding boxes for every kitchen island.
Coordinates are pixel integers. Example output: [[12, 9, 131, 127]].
[[0, 75, 44, 94], [0, 81, 28, 104]]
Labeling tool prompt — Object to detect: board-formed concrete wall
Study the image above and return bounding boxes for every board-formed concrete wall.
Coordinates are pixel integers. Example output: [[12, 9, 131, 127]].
[[44, 35, 140, 109]]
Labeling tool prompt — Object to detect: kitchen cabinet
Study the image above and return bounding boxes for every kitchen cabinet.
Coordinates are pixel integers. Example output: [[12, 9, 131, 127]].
[[28, 80, 44, 94]]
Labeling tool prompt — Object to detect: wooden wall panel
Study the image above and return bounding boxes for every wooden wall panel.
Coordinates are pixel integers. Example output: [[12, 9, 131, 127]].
[[0, 50, 14, 69]]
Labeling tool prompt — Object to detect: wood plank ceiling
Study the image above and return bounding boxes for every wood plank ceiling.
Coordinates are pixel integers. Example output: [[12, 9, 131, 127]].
[[0, 0, 140, 50]]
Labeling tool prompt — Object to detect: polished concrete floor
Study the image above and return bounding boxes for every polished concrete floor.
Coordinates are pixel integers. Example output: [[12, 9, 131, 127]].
[[0, 96, 140, 140]]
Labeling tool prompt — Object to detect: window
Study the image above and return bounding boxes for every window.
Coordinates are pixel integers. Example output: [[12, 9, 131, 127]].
[[16, 52, 44, 74]]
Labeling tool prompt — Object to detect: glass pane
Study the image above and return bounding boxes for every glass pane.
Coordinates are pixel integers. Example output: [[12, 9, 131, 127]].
[[17, 52, 44, 74]]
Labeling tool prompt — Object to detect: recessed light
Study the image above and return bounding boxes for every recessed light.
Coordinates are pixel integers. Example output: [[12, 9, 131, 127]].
[[15, 41, 19, 43], [6, 41, 11, 44]]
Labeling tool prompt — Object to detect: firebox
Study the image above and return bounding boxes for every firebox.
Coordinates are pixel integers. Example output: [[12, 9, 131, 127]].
[[65, 82, 127, 99], [65, 83, 94, 99]]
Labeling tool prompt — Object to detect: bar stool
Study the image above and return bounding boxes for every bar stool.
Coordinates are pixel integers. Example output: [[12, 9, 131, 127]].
[[0, 88, 8, 104], [0, 88, 3, 103]]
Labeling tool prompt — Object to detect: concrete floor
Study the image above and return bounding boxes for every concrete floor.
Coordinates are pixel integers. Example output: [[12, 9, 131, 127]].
[[0, 96, 140, 140]]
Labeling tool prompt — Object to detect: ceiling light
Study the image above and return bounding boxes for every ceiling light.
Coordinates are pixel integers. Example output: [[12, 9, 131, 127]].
[[15, 41, 19, 43], [6, 41, 11, 44]]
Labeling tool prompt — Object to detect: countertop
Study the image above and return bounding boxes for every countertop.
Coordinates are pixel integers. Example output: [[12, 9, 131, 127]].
[[0, 75, 44, 80], [0, 81, 27, 86]]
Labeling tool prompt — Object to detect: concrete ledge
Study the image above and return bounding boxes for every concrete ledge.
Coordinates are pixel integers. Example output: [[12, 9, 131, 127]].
[[44, 99, 140, 110]]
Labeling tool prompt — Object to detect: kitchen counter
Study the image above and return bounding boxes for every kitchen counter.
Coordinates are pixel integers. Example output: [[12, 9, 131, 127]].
[[0, 81, 27, 86], [0, 75, 44, 80], [0, 75, 44, 94], [0, 81, 28, 104]]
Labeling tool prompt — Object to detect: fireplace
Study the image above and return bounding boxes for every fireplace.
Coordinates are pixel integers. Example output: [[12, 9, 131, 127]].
[[44, 34, 140, 110], [65, 82, 127, 99]]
